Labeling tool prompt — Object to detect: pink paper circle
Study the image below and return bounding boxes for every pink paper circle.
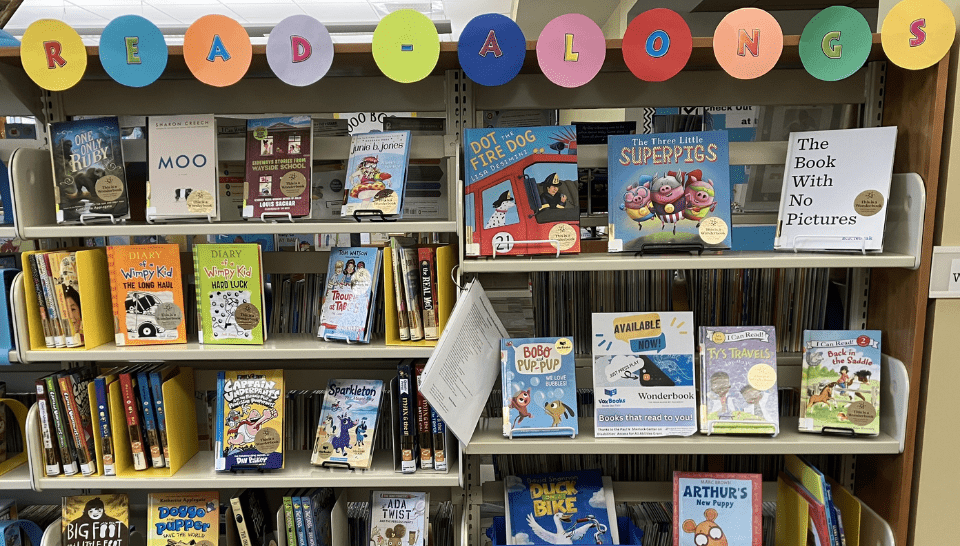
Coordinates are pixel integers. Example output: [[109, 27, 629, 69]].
[[713, 8, 783, 79], [536, 13, 606, 88]]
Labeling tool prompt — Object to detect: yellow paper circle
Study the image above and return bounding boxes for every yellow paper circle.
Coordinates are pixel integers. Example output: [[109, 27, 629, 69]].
[[21, 19, 87, 91], [881, 0, 955, 70], [372, 9, 440, 83]]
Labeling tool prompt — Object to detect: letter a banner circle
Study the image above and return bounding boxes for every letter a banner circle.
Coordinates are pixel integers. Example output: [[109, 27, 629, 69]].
[[99, 15, 168, 87], [713, 8, 783, 79], [622, 8, 692, 82], [21, 19, 87, 91], [458, 13, 526, 87], [183, 14, 252, 87], [881, 0, 955, 70], [267, 15, 334, 86], [536, 13, 606, 88], [799, 6, 872, 81]]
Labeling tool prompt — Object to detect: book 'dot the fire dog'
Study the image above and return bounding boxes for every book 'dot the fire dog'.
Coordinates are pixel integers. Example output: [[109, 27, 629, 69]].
[[215, 370, 284, 471], [242, 116, 313, 219], [591, 312, 697, 437], [606, 131, 731, 252], [501, 337, 579, 438], [311, 379, 383, 470], [463, 126, 580, 257], [673, 472, 762, 546]]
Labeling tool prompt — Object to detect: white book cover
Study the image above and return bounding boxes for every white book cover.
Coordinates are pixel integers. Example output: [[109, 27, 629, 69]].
[[591, 312, 696, 437], [369, 491, 428, 546], [774, 126, 897, 251], [147, 114, 219, 221]]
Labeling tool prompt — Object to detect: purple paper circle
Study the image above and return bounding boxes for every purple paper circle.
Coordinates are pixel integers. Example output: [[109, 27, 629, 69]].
[[267, 15, 334, 87], [536, 13, 606, 88]]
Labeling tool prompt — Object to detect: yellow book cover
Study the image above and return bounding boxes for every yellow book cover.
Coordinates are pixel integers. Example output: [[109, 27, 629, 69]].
[[107, 244, 187, 346], [148, 491, 219, 546], [62, 494, 130, 546]]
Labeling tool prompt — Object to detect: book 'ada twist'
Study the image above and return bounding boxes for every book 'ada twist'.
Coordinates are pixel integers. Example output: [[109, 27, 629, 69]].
[[369, 491, 428, 546], [311, 379, 383, 469], [215, 370, 284, 471], [501, 337, 578, 438], [673, 472, 762, 546]]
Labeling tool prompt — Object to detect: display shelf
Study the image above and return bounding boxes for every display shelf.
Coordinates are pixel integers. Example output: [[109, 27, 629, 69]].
[[0, 226, 15, 238], [0, 463, 29, 490], [462, 173, 924, 273]]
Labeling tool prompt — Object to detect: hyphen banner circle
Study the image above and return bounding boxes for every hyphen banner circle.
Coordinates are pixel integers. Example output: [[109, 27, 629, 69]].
[[21, 19, 87, 91], [372, 9, 440, 83], [183, 14, 252, 87], [799, 6, 872, 81], [458, 13, 526, 87], [622, 8, 692, 82], [713, 8, 783, 79], [99, 15, 168, 87], [267, 15, 334, 87]]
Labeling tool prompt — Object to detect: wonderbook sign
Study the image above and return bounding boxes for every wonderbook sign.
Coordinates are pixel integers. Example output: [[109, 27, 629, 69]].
[[15, 0, 955, 92]]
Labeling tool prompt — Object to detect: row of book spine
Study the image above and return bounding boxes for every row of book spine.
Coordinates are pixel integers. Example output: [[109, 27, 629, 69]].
[[26, 251, 83, 348], [389, 238, 440, 342], [279, 489, 335, 546], [397, 362, 447, 473]]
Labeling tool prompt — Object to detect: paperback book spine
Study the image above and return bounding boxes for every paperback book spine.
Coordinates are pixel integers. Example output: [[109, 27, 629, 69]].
[[149, 370, 170, 462], [137, 371, 165, 468], [58, 375, 94, 475], [94, 377, 115, 476], [399, 248, 424, 341], [282, 497, 297, 546], [119, 371, 148, 470], [430, 406, 447, 471], [45, 375, 77, 475], [27, 254, 55, 347], [390, 240, 410, 341], [300, 496, 317, 546], [292, 497, 307, 546], [397, 364, 417, 473], [230, 497, 252, 546], [106, 246, 124, 345], [418, 248, 439, 340], [214, 371, 225, 471], [414, 363, 433, 469], [38, 254, 66, 347], [34, 379, 62, 476]]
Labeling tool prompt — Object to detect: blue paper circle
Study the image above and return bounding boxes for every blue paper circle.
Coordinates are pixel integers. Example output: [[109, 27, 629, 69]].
[[267, 15, 334, 87], [99, 15, 168, 87], [0, 29, 19, 47], [458, 13, 526, 86]]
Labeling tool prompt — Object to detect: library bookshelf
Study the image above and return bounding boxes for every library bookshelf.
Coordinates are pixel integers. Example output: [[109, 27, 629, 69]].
[[0, 35, 944, 546]]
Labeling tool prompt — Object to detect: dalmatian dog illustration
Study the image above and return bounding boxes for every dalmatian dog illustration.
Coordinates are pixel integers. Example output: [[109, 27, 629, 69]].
[[486, 190, 516, 229]]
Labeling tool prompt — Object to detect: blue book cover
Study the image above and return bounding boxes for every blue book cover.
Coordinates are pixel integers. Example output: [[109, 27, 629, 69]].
[[292, 496, 307, 546], [300, 496, 317, 546], [0, 157, 11, 225], [501, 337, 578, 438], [137, 370, 164, 468], [463, 126, 580, 257], [310, 379, 383, 469], [93, 376, 114, 475], [341, 131, 411, 219], [673, 472, 762, 546], [148, 369, 169, 463], [214, 234, 276, 251], [800, 330, 881, 435], [0, 269, 17, 364], [318, 247, 381, 343], [607, 130, 732, 251], [505, 469, 618, 545], [218, 370, 284, 471], [49, 116, 129, 223]]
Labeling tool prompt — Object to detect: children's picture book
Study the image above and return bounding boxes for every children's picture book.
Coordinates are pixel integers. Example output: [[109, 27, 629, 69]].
[[62, 494, 129, 546], [463, 126, 580, 257], [501, 337, 578, 438], [194, 244, 266, 345], [369, 491, 428, 546], [148, 492, 219, 546], [800, 330, 881, 435], [698, 326, 779, 435], [49, 116, 130, 223], [243, 116, 313, 219], [215, 370, 284, 471], [318, 247, 382, 343], [505, 469, 619, 545], [147, 114, 218, 221], [775, 127, 897, 251], [673, 472, 762, 546], [310, 379, 383, 469], [107, 244, 187, 346], [607, 130, 732, 252], [592, 312, 697, 437], [341, 131, 411, 219]]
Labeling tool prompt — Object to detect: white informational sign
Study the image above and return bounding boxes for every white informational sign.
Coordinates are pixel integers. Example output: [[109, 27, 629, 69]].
[[949, 259, 960, 293]]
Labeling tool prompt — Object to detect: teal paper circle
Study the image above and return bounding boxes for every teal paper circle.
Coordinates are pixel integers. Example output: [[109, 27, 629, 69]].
[[799, 6, 872, 81]]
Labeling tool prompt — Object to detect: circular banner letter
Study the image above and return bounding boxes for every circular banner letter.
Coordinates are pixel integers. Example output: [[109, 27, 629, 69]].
[[623, 8, 692, 82], [267, 15, 333, 86], [184, 14, 252, 87], [372, 9, 440, 83], [458, 13, 526, 87], [881, 0, 955, 70], [713, 8, 783, 79], [536, 13, 606, 88], [799, 6, 872, 81], [21, 19, 87, 91], [99, 15, 168, 87]]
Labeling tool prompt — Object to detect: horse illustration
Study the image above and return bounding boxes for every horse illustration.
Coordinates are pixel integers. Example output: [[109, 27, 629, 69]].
[[807, 382, 839, 410], [330, 414, 357, 455]]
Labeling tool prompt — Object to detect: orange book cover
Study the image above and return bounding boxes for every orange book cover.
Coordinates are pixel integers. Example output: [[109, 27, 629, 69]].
[[107, 244, 187, 346]]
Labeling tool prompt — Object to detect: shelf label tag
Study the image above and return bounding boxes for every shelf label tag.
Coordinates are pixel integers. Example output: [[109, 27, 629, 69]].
[[947, 259, 960, 292]]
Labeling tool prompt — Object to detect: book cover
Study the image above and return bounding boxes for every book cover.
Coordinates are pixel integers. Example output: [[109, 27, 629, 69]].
[[216, 370, 284, 471], [107, 244, 187, 346], [147, 491, 218, 546], [49, 117, 130, 223], [673, 472, 762, 546], [317, 247, 381, 343], [62, 494, 129, 546], [800, 330, 881, 435], [341, 131, 411, 219], [591, 312, 697, 437], [310, 379, 383, 469], [505, 469, 618, 545], [147, 114, 218, 220], [607, 130, 732, 252], [463, 126, 580, 257], [775, 127, 897, 251], [231, 490, 268, 546], [698, 326, 779, 435], [194, 244, 266, 345], [369, 492, 428, 546], [243, 116, 313, 219], [501, 337, 578, 438]]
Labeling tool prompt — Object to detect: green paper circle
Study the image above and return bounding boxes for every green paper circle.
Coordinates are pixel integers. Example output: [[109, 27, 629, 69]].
[[799, 6, 872, 81], [372, 9, 440, 83]]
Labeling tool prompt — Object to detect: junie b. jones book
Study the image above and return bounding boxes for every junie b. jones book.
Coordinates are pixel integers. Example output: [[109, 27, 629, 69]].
[[215, 370, 284, 471]]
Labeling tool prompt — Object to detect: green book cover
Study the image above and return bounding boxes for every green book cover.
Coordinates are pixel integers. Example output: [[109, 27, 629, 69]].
[[193, 244, 265, 345]]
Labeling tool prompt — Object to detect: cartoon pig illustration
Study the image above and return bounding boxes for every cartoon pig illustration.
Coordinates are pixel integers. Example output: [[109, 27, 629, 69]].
[[620, 175, 655, 229], [650, 171, 686, 232], [682, 170, 718, 227]]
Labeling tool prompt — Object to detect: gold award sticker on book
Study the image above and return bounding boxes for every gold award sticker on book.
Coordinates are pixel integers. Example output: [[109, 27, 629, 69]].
[[555, 337, 573, 355], [747, 363, 777, 391], [854, 190, 884, 217], [96, 174, 125, 201], [186, 189, 215, 213], [698, 216, 729, 245], [280, 171, 307, 197], [155, 302, 183, 330], [254, 427, 281, 453], [234, 302, 260, 330], [548, 223, 578, 251], [845, 400, 877, 426], [372, 190, 399, 214], [711, 331, 726, 344], [316, 441, 334, 458]]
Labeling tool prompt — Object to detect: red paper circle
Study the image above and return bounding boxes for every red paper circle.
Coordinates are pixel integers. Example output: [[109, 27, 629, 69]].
[[623, 8, 693, 82]]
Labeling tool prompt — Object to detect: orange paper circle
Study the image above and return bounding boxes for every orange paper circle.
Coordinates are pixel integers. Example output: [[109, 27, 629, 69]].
[[713, 8, 783, 79], [21, 19, 87, 91], [183, 15, 252, 87], [881, 0, 955, 70]]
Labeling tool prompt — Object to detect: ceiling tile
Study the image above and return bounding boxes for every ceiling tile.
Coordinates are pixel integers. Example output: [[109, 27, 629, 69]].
[[228, 3, 306, 23], [144, 3, 246, 22], [298, 3, 378, 22], [7, 4, 109, 30]]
